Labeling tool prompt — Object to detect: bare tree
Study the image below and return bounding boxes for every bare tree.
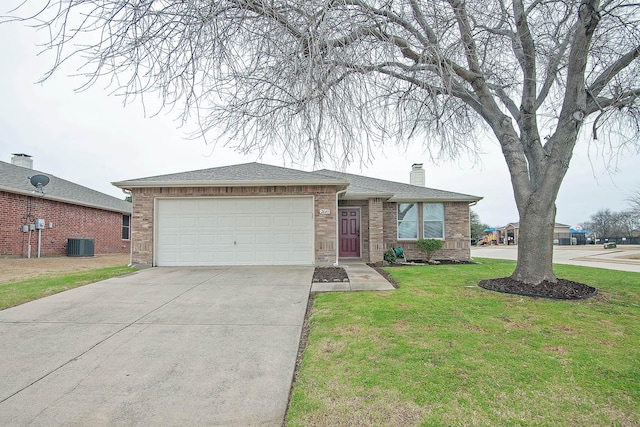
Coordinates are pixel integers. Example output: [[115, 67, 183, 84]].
[[584, 208, 618, 238], [629, 189, 640, 216], [616, 210, 639, 238], [6, 0, 640, 285]]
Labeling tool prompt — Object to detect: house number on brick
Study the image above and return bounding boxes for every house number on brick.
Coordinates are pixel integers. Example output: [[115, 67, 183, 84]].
[[319, 209, 331, 215]]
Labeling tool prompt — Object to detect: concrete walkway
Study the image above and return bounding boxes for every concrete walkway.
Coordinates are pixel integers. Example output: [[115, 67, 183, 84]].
[[472, 245, 640, 273], [311, 263, 396, 292], [0, 266, 313, 426]]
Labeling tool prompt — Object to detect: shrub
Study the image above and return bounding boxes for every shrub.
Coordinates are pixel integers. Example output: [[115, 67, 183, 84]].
[[416, 239, 443, 262], [383, 249, 397, 263]]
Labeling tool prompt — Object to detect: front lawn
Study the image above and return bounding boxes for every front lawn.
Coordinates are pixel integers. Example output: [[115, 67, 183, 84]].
[[287, 259, 639, 426], [0, 266, 135, 310]]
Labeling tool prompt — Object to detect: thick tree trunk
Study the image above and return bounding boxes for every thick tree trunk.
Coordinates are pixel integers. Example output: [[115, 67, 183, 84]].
[[511, 201, 557, 284]]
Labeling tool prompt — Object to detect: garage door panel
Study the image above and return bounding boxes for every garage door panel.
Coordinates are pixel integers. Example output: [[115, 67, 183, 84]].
[[213, 200, 235, 213], [178, 217, 199, 228], [196, 199, 218, 213], [293, 251, 313, 263], [217, 216, 235, 227], [254, 234, 272, 245], [198, 217, 214, 228], [216, 251, 235, 264], [236, 234, 254, 245], [236, 250, 256, 263], [235, 198, 257, 209], [178, 234, 198, 246], [161, 217, 179, 228], [178, 251, 198, 262], [156, 197, 314, 266], [274, 233, 295, 245], [217, 233, 235, 244], [198, 235, 215, 245], [274, 251, 294, 263], [292, 233, 311, 244], [161, 235, 178, 245], [254, 251, 273, 263], [273, 216, 292, 227], [292, 215, 311, 227], [254, 217, 272, 228], [236, 216, 255, 228], [196, 251, 215, 263], [289, 197, 310, 209]]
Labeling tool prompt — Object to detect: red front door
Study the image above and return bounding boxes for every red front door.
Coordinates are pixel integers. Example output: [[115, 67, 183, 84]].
[[339, 208, 360, 258]]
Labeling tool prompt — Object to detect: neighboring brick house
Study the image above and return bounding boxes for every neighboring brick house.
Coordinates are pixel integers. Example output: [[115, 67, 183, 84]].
[[1, 154, 132, 257], [114, 162, 482, 267]]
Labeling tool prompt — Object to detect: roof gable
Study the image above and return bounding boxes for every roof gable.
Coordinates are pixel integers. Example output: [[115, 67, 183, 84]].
[[0, 161, 131, 214]]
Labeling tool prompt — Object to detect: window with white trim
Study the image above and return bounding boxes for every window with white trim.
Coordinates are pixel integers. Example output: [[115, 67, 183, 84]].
[[122, 215, 131, 240], [397, 203, 418, 239], [423, 203, 444, 239]]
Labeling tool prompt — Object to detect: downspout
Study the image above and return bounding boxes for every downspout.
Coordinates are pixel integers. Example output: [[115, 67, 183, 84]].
[[122, 188, 134, 267], [334, 189, 348, 266]]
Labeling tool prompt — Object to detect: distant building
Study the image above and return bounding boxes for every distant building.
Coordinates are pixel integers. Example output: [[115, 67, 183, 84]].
[[0, 154, 131, 257], [495, 222, 572, 245]]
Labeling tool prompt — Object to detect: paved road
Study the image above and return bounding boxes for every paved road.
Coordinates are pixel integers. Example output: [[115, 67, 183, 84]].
[[0, 266, 313, 426], [472, 245, 640, 273]]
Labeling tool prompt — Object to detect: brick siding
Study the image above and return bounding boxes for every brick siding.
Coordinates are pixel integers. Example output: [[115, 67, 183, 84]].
[[0, 190, 131, 257], [339, 199, 472, 262], [383, 201, 472, 261], [128, 185, 338, 266], [368, 198, 384, 262]]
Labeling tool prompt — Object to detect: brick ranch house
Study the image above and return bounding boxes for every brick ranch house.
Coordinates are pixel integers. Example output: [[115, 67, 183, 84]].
[[1, 154, 132, 257], [114, 162, 482, 267]]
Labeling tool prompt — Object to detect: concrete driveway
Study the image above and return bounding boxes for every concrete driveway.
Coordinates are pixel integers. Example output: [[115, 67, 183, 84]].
[[0, 266, 313, 426]]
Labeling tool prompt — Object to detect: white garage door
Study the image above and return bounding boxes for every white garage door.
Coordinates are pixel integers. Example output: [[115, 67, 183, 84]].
[[155, 197, 314, 266]]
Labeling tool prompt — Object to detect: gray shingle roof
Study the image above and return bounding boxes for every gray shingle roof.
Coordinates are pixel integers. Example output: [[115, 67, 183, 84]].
[[314, 169, 482, 202], [0, 161, 132, 214], [114, 162, 481, 203], [113, 162, 350, 188]]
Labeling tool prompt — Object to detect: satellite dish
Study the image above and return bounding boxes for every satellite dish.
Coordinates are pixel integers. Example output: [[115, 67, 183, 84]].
[[28, 174, 50, 194]]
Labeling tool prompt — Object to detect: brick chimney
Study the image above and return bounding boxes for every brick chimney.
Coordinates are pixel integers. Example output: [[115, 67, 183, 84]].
[[410, 163, 425, 187], [11, 153, 33, 169]]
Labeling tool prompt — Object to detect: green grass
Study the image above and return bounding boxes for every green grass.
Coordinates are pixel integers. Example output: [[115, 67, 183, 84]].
[[0, 266, 136, 310], [287, 259, 640, 426]]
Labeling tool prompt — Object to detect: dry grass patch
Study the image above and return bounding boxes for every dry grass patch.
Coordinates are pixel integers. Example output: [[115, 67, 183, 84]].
[[290, 386, 429, 427]]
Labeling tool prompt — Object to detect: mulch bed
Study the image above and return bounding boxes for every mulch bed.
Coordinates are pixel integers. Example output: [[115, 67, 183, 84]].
[[312, 267, 349, 283], [478, 277, 597, 300]]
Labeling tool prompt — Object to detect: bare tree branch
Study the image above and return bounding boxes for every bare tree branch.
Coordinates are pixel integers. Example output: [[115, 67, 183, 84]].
[[586, 45, 640, 113], [6, 0, 640, 284]]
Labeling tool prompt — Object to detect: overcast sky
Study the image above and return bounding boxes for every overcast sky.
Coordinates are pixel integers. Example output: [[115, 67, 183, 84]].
[[1, 17, 638, 228]]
